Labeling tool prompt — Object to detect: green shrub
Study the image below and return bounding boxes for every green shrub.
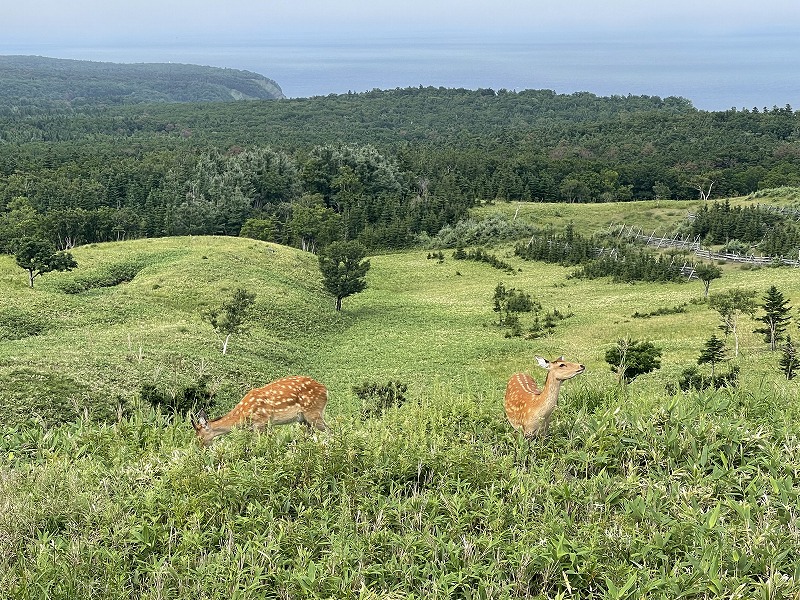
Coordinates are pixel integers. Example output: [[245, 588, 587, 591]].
[[56, 260, 144, 294], [669, 365, 740, 393], [353, 380, 409, 420], [0, 368, 120, 428], [139, 376, 216, 418]]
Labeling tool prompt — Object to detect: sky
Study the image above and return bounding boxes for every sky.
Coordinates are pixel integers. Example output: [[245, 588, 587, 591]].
[[3, 0, 799, 108], [5, 0, 800, 45]]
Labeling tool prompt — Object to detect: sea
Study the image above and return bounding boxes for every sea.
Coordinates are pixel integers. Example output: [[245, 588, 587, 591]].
[[2, 32, 799, 111]]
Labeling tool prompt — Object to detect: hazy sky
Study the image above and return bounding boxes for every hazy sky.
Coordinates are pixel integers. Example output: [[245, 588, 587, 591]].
[[5, 0, 800, 44]]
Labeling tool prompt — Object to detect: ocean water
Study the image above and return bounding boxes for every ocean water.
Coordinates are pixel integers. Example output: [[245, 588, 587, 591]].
[[3, 33, 798, 111]]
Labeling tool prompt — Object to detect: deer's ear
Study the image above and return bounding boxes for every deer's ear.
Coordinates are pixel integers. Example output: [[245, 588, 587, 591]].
[[536, 356, 550, 369], [194, 409, 209, 429]]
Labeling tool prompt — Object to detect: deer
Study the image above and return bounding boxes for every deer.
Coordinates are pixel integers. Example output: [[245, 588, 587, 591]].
[[191, 375, 329, 446], [504, 356, 585, 439]]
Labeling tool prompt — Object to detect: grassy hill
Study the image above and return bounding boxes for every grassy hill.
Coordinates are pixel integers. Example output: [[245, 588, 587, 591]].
[[0, 55, 285, 106], [2, 217, 800, 598]]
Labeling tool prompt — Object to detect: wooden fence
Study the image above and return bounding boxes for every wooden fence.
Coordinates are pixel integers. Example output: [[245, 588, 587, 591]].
[[611, 223, 800, 268]]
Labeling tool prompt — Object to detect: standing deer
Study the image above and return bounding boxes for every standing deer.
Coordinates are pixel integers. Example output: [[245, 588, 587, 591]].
[[504, 356, 585, 438], [191, 375, 329, 446]]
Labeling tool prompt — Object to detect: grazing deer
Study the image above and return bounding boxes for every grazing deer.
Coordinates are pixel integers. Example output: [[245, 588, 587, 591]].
[[191, 375, 329, 446], [504, 356, 585, 438]]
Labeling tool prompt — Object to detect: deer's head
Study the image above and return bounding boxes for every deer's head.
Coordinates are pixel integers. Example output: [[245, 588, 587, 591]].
[[536, 356, 585, 381], [190, 409, 217, 446]]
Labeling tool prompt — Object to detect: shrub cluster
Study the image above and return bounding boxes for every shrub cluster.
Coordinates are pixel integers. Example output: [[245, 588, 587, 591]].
[[56, 260, 144, 294], [492, 282, 571, 338], [575, 250, 683, 283], [140, 376, 216, 418], [432, 213, 537, 248], [632, 304, 688, 319], [353, 380, 409, 420], [669, 365, 740, 393], [514, 223, 597, 266], [0, 310, 47, 340], [453, 247, 516, 273]]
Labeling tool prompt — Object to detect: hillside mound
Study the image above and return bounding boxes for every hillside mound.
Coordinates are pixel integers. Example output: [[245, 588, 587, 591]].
[[0, 236, 333, 426]]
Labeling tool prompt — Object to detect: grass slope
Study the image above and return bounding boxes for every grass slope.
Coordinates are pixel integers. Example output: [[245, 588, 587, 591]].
[[1, 227, 800, 598]]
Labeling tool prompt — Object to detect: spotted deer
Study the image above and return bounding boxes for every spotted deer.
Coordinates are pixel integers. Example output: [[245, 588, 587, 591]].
[[191, 375, 329, 446], [504, 356, 585, 438]]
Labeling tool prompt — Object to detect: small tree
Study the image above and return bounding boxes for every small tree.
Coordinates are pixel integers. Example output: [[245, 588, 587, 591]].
[[204, 288, 256, 354], [493, 282, 537, 327], [780, 336, 799, 380], [694, 262, 723, 298], [709, 288, 757, 357], [605, 338, 662, 385], [318, 240, 370, 311], [14, 237, 78, 288], [697, 334, 727, 378], [754, 285, 792, 351]]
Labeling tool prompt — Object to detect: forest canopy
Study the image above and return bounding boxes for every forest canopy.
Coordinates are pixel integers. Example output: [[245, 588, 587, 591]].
[[1, 66, 799, 253], [0, 55, 285, 107]]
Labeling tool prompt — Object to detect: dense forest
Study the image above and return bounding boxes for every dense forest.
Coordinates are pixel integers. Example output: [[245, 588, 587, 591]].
[[0, 56, 284, 106], [1, 63, 799, 253]]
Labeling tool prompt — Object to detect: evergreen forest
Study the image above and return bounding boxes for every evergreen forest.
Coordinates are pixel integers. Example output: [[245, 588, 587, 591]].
[[2, 66, 800, 255]]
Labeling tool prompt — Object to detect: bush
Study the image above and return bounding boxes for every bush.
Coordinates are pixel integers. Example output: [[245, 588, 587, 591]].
[[605, 338, 663, 384], [455, 247, 516, 273], [433, 213, 537, 248], [0, 310, 48, 340], [353, 380, 409, 420], [1, 368, 121, 427], [670, 365, 740, 393], [56, 260, 144, 294], [140, 376, 216, 419]]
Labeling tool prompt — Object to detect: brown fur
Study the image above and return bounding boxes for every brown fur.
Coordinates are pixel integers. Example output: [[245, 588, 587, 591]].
[[504, 356, 585, 438], [191, 375, 329, 446]]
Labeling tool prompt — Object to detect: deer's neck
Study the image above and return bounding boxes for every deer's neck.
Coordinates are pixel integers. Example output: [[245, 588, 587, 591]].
[[539, 373, 563, 409], [205, 409, 247, 439]]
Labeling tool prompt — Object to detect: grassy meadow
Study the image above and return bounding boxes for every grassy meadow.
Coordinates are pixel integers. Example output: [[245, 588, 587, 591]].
[[1, 200, 800, 599]]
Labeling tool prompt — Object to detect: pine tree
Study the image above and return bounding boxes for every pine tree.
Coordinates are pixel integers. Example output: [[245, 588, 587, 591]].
[[754, 285, 792, 351], [697, 334, 727, 378]]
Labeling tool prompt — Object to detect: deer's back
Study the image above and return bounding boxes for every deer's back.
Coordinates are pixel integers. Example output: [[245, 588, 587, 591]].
[[503, 372, 544, 429], [242, 375, 328, 424]]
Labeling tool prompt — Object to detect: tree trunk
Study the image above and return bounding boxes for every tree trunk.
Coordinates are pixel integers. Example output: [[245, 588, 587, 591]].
[[222, 333, 231, 355], [335, 296, 342, 311]]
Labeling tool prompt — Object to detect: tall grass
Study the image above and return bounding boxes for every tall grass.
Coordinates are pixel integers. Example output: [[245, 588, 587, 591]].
[[1, 383, 799, 599]]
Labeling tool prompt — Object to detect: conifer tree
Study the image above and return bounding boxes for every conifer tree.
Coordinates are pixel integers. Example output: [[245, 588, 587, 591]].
[[697, 334, 727, 378], [754, 285, 792, 351]]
